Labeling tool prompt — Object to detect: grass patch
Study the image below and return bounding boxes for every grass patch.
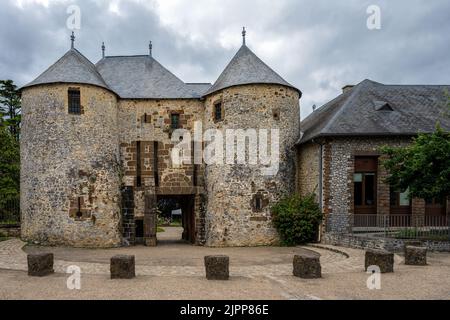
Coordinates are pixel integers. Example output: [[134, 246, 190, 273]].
[[0, 221, 20, 226], [157, 227, 165, 233], [394, 228, 449, 241]]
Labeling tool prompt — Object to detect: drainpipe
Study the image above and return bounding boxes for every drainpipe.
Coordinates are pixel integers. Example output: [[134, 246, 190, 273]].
[[311, 138, 325, 242]]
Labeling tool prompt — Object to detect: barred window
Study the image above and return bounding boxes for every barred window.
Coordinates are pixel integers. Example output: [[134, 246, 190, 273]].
[[68, 89, 81, 114]]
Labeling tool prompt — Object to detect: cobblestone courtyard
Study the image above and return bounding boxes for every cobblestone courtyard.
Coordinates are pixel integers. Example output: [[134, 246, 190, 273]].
[[1, 228, 450, 300]]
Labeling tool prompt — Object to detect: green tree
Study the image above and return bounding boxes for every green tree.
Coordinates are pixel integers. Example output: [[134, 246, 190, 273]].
[[381, 125, 450, 201], [0, 125, 20, 201], [0, 80, 21, 141]]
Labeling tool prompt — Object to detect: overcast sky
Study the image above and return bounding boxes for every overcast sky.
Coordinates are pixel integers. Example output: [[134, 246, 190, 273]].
[[1, 0, 449, 118]]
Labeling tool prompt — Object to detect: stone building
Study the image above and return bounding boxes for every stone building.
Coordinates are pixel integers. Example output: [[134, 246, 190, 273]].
[[20, 31, 301, 247], [296, 79, 450, 236]]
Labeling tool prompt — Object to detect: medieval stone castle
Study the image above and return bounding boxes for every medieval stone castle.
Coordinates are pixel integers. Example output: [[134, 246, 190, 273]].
[[20, 30, 300, 247], [20, 30, 449, 248]]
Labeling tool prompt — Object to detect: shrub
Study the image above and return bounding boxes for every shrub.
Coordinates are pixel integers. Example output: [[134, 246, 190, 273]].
[[271, 194, 322, 246]]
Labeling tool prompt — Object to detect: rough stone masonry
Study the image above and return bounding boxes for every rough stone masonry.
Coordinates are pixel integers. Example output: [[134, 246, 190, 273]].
[[20, 35, 301, 248]]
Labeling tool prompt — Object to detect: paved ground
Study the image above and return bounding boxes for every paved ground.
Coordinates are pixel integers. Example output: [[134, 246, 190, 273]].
[[1, 228, 450, 300]]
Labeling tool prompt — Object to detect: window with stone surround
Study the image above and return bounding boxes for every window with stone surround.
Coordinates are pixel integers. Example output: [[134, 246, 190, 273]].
[[142, 113, 151, 124], [171, 113, 180, 129], [153, 141, 159, 187], [252, 193, 265, 212], [136, 141, 142, 187], [68, 88, 81, 114], [272, 108, 280, 121], [214, 101, 223, 122], [69, 196, 90, 220]]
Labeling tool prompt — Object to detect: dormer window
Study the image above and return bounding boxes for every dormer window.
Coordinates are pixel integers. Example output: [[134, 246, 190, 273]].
[[373, 100, 394, 112], [68, 89, 81, 114]]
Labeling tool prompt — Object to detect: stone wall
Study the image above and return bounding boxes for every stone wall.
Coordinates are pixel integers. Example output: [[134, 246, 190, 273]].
[[0, 225, 21, 238], [323, 136, 413, 232], [21, 82, 301, 248], [324, 232, 450, 253], [20, 84, 122, 247], [118, 99, 205, 195], [296, 142, 320, 199], [203, 84, 300, 247], [117, 99, 206, 244]]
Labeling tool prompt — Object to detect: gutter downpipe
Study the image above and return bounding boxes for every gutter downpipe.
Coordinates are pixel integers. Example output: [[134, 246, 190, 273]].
[[311, 138, 325, 242]]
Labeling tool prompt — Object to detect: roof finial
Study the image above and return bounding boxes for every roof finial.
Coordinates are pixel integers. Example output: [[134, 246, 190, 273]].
[[70, 31, 75, 49], [149, 41, 152, 57], [102, 42, 105, 59], [242, 27, 246, 45]]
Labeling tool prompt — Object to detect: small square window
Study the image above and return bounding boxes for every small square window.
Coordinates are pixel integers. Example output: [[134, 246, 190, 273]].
[[142, 113, 151, 124], [68, 89, 81, 114], [171, 113, 180, 129], [272, 108, 280, 121], [214, 102, 223, 122]]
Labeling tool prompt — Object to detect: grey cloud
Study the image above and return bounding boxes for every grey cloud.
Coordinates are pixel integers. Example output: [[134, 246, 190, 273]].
[[1, 0, 449, 119]]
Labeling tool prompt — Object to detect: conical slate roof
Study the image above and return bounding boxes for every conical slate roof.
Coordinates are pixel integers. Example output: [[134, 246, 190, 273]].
[[23, 48, 110, 91], [96, 55, 204, 99], [204, 45, 300, 96]]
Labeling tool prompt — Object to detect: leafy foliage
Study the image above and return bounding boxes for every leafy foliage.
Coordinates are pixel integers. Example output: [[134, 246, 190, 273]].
[[0, 125, 20, 202], [0, 80, 21, 142], [0, 80, 21, 216], [271, 194, 322, 246], [381, 125, 450, 200]]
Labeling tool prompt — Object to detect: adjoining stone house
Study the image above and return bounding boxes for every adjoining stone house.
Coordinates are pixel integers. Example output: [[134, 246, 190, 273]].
[[20, 32, 301, 248], [296, 79, 450, 236]]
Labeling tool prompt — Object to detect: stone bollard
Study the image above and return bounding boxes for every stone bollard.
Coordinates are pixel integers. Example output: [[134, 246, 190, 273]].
[[110, 255, 136, 279], [403, 240, 423, 255], [405, 246, 427, 266], [365, 249, 394, 273], [204, 255, 229, 280], [27, 253, 54, 277], [293, 254, 322, 279]]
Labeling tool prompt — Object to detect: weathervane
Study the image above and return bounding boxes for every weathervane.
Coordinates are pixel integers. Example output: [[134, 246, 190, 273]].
[[70, 31, 75, 49], [242, 27, 246, 45], [102, 42, 105, 59]]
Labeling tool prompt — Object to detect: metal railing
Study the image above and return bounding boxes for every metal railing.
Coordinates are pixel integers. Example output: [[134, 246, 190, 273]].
[[327, 214, 449, 240], [0, 195, 20, 225]]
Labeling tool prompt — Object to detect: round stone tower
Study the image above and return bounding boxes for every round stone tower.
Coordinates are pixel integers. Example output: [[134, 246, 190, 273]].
[[202, 43, 301, 246], [20, 47, 122, 247]]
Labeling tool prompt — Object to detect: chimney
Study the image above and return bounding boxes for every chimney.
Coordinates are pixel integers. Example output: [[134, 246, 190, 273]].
[[312, 104, 317, 112], [342, 85, 354, 93]]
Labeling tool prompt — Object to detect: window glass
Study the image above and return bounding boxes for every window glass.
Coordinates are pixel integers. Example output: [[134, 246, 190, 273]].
[[354, 181, 363, 206], [390, 188, 397, 206], [399, 189, 410, 206], [68, 89, 81, 114], [171, 114, 180, 129], [354, 173, 363, 182], [364, 173, 375, 205], [214, 103, 222, 121]]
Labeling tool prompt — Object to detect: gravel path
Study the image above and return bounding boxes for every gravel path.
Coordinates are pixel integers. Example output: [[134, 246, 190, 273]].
[[1, 232, 450, 300]]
